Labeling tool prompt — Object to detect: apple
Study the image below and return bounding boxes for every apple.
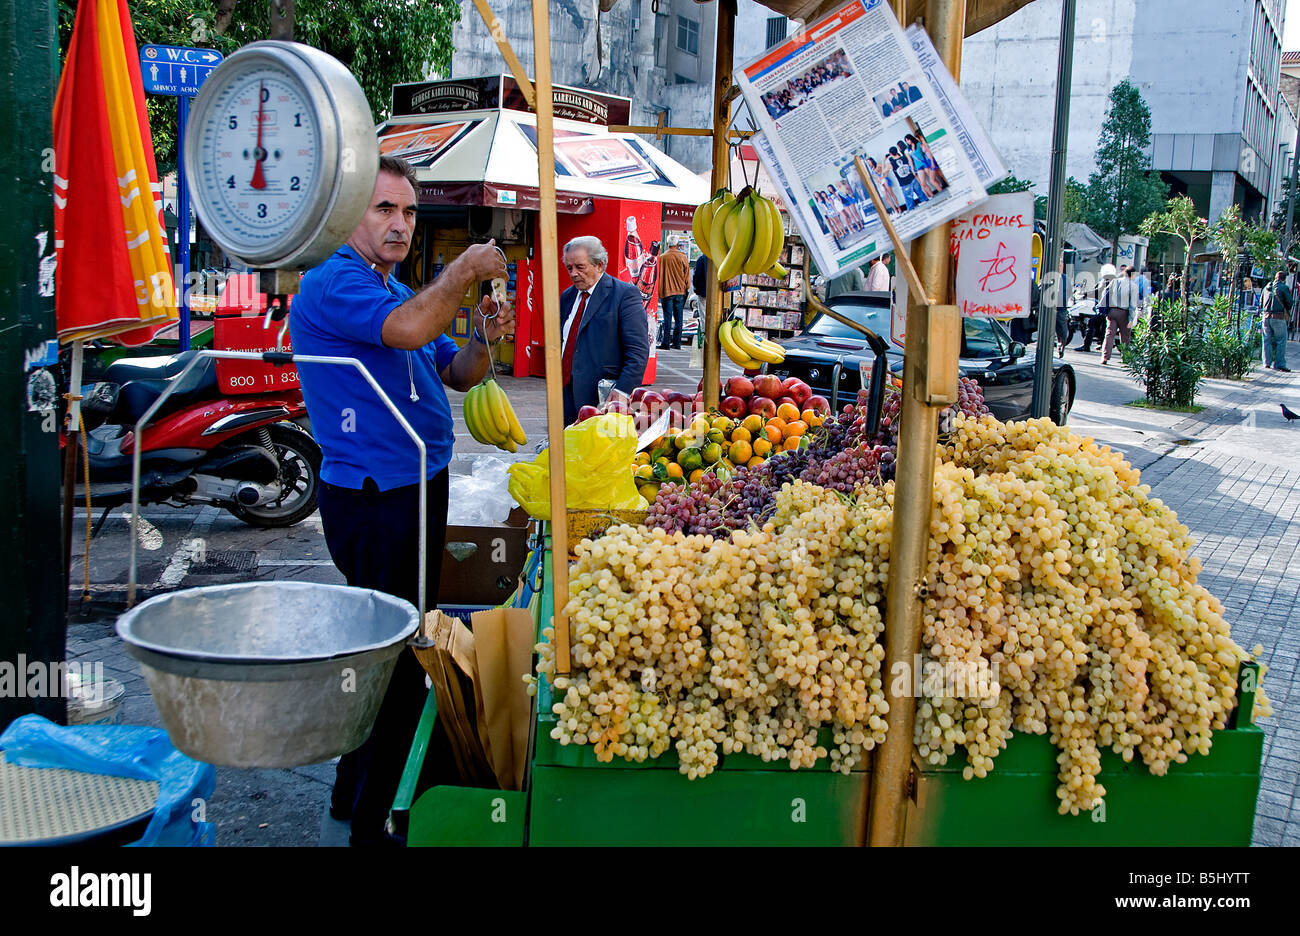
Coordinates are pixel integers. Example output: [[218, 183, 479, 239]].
[[805, 395, 831, 416], [752, 374, 783, 400], [666, 406, 688, 430], [748, 396, 777, 418], [781, 377, 813, 406], [724, 375, 754, 399], [631, 387, 647, 404], [576, 405, 600, 424], [633, 408, 653, 432], [640, 390, 665, 409], [693, 391, 705, 405], [663, 390, 690, 406], [603, 397, 630, 415], [720, 395, 748, 419]]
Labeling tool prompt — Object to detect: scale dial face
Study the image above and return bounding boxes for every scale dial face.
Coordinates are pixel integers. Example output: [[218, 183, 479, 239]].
[[185, 42, 377, 270], [197, 63, 321, 255]]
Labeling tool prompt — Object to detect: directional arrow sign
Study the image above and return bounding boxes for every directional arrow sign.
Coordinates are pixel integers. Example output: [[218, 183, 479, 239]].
[[139, 44, 224, 97]]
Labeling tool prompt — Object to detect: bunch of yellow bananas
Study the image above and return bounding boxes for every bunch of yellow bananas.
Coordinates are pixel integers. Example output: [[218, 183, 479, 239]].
[[692, 186, 790, 283], [718, 318, 786, 368], [464, 379, 527, 453]]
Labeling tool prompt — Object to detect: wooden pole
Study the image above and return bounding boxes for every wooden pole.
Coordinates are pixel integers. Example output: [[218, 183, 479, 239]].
[[868, 0, 967, 848], [530, 0, 570, 673], [703, 0, 736, 411], [854, 157, 929, 304]]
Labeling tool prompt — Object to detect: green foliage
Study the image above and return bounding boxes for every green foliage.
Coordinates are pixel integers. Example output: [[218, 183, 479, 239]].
[[1084, 79, 1169, 254], [1120, 301, 1203, 408], [1246, 226, 1281, 279], [57, 0, 461, 175], [988, 174, 1035, 195], [1195, 294, 1259, 380], [1141, 195, 1208, 324]]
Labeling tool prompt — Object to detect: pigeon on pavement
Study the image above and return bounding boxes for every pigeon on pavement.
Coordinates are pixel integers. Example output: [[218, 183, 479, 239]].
[[1281, 404, 1300, 422]]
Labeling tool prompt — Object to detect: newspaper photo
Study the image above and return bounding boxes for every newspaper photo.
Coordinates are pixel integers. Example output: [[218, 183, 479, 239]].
[[906, 24, 1008, 190], [737, 0, 987, 280]]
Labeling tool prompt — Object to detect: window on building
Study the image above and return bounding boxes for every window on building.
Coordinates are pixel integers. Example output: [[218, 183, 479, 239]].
[[675, 73, 693, 85], [766, 17, 787, 49], [654, 13, 665, 67], [676, 15, 699, 56]]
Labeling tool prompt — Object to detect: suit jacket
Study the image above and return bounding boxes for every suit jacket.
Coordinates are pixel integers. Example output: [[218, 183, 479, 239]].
[[560, 273, 650, 425]]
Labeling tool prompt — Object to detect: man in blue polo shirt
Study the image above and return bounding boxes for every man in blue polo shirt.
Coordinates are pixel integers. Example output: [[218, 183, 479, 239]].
[[289, 155, 510, 845]]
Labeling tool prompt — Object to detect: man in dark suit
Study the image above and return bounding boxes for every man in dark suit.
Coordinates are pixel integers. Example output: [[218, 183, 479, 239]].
[[560, 235, 650, 425]]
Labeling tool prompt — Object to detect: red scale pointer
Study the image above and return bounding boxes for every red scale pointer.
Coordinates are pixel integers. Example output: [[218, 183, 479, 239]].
[[250, 81, 267, 190]]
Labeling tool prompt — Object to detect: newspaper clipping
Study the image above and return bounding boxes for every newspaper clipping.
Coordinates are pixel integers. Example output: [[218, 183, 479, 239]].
[[737, 0, 986, 279]]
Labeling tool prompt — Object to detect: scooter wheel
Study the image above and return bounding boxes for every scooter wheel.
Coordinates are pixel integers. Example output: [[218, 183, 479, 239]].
[[228, 423, 321, 528]]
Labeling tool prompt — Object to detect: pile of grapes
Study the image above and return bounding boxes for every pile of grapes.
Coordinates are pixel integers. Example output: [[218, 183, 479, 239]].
[[645, 378, 989, 534], [533, 411, 1272, 812]]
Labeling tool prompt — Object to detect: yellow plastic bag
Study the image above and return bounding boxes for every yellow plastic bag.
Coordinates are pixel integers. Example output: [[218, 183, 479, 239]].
[[507, 414, 648, 521]]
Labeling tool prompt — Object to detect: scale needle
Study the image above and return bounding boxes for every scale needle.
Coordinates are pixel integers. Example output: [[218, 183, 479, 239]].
[[250, 80, 267, 190]]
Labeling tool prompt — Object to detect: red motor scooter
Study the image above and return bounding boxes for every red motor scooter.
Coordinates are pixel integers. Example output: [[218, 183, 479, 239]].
[[69, 279, 320, 529]]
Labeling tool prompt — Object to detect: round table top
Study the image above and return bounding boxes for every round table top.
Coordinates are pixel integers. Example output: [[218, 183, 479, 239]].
[[0, 752, 159, 846]]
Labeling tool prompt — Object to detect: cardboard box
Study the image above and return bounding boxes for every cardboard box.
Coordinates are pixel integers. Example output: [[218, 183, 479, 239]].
[[438, 506, 534, 608]]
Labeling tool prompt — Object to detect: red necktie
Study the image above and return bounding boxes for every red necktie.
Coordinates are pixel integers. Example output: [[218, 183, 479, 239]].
[[562, 291, 588, 386]]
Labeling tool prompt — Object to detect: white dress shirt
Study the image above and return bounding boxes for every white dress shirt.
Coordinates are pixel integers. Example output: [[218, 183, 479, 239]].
[[562, 273, 604, 355]]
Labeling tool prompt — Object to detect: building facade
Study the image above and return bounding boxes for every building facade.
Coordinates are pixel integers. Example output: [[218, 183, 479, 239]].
[[961, 0, 1290, 226]]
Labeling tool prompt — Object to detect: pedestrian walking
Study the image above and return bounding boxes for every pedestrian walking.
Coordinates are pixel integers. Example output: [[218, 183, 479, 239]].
[[865, 252, 891, 292], [1100, 267, 1137, 364], [657, 237, 690, 350], [1261, 269, 1293, 371]]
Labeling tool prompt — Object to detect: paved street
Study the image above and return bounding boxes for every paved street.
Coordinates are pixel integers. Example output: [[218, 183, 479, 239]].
[[63, 342, 1300, 845]]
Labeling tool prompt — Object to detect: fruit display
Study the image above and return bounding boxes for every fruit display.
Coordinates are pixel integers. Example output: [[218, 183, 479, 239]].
[[718, 318, 786, 369], [464, 379, 527, 452], [693, 186, 789, 282], [529, 385, 1271, 813]]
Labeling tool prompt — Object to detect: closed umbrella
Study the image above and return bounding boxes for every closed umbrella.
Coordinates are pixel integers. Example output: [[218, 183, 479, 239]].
[[53, 0, 178, 603], [53, 0, 176, 345]]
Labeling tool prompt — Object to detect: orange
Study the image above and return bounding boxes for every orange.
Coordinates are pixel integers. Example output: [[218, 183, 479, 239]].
[[730, 426, 752, 444], [666, 462, 684, 479], [776, 402, 801, 422], [741, 414, 764, 435], [711, 416, 734, 434], [752, 437, 773, 457], [746, 455, 766, 468], [689, 468, 705, 485], [802, 409, 824, 427], [784, 420, 807, 438], [783, 436, 802, 451], [728, 439, 753, 464], [690, 415, 712, 435], [764, 423, 784, 445]]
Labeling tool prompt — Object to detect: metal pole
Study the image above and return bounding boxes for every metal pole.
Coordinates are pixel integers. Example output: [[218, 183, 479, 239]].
[[531, 0, 572, 672], [868, 0, 965, 848], [178, 94, 192, 351], [703, 0, 736, 412], [1031, 0, 1076, 419]]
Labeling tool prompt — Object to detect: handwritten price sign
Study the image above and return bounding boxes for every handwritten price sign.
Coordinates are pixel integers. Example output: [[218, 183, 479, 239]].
[[950, 193, 1033, 318]]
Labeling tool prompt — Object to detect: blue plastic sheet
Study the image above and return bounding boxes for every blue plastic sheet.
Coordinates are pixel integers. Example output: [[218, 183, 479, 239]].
[[0, 715, 216, 846]]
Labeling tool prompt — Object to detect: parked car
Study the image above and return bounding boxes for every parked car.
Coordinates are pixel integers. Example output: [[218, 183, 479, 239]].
[[767, 292, 1076, 425]]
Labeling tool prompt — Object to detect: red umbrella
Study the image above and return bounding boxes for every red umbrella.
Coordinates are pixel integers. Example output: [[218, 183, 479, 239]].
[[54, 0, 176, 345]]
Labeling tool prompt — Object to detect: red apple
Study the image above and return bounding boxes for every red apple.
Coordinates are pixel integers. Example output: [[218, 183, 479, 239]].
[[752, 374, 783, 399], [748, 396, 777, 418], [693, 391, 705, 404], [663, 390, 690, 406], [640, 390, 665, 409], [630, 387, 647, 404], [724, 375, 755, 399], [720, 395, 747, 419], [805, 395, 831, 416], [666, 406, 688, 430], [576, 404, 600, 424], [781, 377, 813, 406], [603, 398, 630, 415], [633, 408, 653, 432]]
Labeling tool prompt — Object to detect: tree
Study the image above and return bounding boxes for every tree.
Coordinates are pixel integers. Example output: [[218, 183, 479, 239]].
[[57, 1, 462, 174], [1269, 173, 1299, 266], [1140, 195, 1208, 327], [988, 173, 1035, 195], [1210, 203, 1247, 319], [1085, 79, 1169, 261]]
